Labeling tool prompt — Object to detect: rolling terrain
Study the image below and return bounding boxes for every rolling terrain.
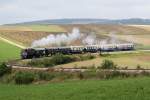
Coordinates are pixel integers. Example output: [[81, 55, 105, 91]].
[[0, 24, 150, 68], [6, 18, 150, 25], [0, 24, 150, 48], [54, 52, 150, 69]]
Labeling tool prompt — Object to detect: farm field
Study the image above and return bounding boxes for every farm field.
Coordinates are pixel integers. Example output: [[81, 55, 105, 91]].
[[0, 25, 66, 32], [1, 24, 150, 66], [55, 52, 150, 69], [0, 40, 20, 62], [0, 77, 150, 100], [1, 24, 150, 47], [130, 25, 150, 32]]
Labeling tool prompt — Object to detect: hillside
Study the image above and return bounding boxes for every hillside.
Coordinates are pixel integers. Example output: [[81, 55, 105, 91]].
[[0, 39, 20, 62], [0, 24, 150, 48], [5, 18, 150, 25]]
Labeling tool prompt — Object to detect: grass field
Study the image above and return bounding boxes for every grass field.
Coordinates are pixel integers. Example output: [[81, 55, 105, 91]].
[[55, 52, 150, 69], [0, 40, 20, 62], [0, 77, 150, 100], [0, 25, 66, 32]]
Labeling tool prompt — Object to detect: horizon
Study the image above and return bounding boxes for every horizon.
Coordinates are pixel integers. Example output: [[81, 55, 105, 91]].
[[2, 18, 150, 25]]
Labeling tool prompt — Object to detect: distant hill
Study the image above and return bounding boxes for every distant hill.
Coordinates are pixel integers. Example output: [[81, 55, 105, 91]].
[[5, 18, 150, 25]]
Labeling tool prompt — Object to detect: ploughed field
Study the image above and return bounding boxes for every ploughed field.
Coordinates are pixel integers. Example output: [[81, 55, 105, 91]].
[[0, 77, 150, 100], [0, 24, 150, 49]]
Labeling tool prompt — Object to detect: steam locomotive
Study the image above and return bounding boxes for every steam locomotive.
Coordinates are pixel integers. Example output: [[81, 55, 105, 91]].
[[21, 43, 134, 59]]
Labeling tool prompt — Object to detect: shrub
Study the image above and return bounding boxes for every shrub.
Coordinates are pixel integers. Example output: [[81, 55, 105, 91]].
[[100, 59, 117, 69], [97, 71, 130, 79], [28, 54, 76, 67], [50, 54, 75, 65], [28, 59, 43, 67], [79, 54, 95, 61], [37, 71, 55, 81], [136, 64, 142, 70], [14, 71, 35, 84], [0, 63, 11, 77]]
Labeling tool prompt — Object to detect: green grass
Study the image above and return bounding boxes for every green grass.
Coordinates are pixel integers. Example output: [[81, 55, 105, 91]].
[[0, 40, 21, 62], [0, 25, 66, 32], [0, 77, 150, 100]]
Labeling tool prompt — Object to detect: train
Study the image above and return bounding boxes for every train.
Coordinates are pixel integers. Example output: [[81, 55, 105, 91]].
[[21, 43, 135, 59]]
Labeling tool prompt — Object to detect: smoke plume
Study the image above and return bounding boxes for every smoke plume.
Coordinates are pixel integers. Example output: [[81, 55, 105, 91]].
[[31, 28, 97, 47], [31, 28, 132, 48]]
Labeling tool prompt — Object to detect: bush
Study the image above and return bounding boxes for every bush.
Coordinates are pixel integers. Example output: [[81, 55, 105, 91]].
[[100, 59, 117, 69], [37, 72, 55, 81], [28, 59, 44, 67], [50, 54, 76, 65], [0, 63, 11, 77], [28, 54, 77, 67], [14, 72, 35, 84], [136, 64, 143, 70], [97, 71, 129, 79], [79, 54, 95, 61]]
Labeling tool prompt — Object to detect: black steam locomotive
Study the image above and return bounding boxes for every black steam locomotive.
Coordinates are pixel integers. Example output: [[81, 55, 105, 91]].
[[21, 43, 134, 59]]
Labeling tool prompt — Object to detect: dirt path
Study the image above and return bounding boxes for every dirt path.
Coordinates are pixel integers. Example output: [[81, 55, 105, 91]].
[[0, 36, 26, 49], [11, 65, 150, 73]]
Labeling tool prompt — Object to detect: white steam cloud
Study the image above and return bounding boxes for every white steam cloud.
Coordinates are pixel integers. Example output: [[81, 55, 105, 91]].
[[31, 28, 92, 47], [31, 28, 132, 47]]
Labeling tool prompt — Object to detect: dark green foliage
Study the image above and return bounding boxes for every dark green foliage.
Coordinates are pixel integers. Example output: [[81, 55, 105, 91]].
[[100, 59, 117, 69], [28, 54, 77, 67], [136, 64, 143, 70], [37, 71, 55, 81], [28, 59, 44, 67], [50, 54, 76, 65], [27, 54, 96, 67], [14, 72, 35, 84], [0, 63, 11, 77], [97, 71, 129, 79]]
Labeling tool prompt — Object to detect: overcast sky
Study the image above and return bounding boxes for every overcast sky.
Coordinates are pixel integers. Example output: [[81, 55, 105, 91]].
[[0, 0, 150, 24]]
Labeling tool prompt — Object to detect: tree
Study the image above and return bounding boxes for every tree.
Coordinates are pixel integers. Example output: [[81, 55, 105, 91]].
[[0, 63, 11, 77]]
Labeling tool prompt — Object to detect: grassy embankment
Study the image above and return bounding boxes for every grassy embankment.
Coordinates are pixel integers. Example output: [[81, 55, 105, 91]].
[[0, 40, 20, 62], [0, 77, 150, 100], [54, 52, 150, 69]]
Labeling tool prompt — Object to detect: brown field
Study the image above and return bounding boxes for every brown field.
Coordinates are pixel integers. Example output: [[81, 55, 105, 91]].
[[0, 31, 64, 46], [129, 25, 150, 32], [0, 25, 66, 32], [1, 24, 150, 47]]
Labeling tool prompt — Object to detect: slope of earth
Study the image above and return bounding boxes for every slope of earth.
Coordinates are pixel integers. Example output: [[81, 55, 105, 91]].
[[0, 39, 21, 62], [0, 24, 150, 48], [55, 52, 150, 69], [0, 77, 150, 100]]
